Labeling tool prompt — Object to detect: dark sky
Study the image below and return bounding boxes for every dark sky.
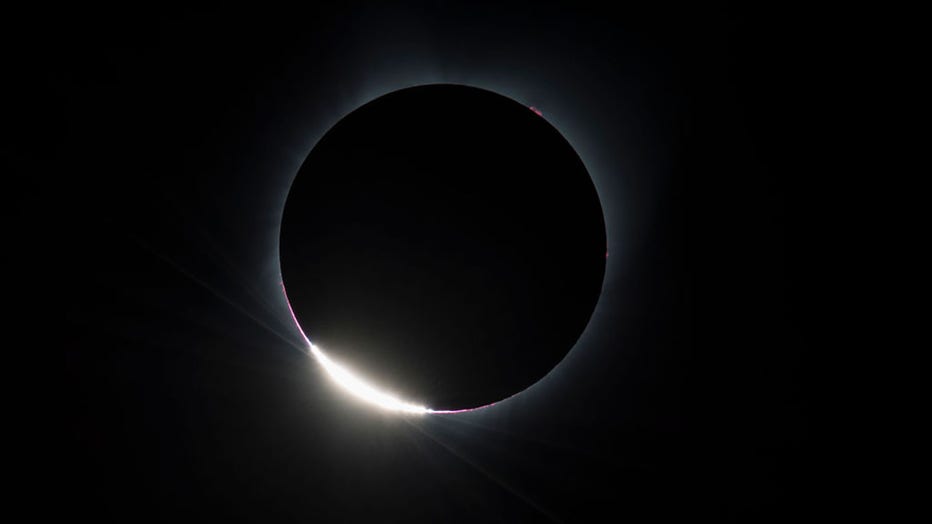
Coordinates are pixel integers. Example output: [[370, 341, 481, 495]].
[[8, 3, 817, 522]]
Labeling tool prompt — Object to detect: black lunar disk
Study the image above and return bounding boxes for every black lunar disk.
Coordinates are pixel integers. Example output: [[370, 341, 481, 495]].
[[281, 85, 606, 411]]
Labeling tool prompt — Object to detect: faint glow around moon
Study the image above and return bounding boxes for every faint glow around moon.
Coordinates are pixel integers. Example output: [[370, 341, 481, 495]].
[[276, 80, 615, 416], [283, 283, 480, 415]]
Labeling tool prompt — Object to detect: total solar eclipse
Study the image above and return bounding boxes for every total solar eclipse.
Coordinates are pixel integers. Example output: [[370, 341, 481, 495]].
[[280, 84, 606, 413]]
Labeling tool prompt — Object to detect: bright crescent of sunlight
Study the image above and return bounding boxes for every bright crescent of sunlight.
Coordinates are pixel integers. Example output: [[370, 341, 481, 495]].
[[307, 341, 431, 414], [284, 283, 457, 414], [283, 283, 488, 415]]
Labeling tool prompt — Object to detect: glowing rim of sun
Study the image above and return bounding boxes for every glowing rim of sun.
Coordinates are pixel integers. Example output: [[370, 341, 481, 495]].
[[283, 283, 485, 415], [277, 102, 597, 416]]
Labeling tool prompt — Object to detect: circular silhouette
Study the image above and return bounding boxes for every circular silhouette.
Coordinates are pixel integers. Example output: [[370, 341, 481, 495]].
[[280, 85, 605, 411]]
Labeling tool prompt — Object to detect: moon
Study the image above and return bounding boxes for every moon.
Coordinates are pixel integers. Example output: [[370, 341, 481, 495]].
[[280, 84, 606, 413]]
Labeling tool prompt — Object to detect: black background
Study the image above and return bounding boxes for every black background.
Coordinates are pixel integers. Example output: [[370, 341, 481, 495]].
[[8, 3, 818, 522]]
